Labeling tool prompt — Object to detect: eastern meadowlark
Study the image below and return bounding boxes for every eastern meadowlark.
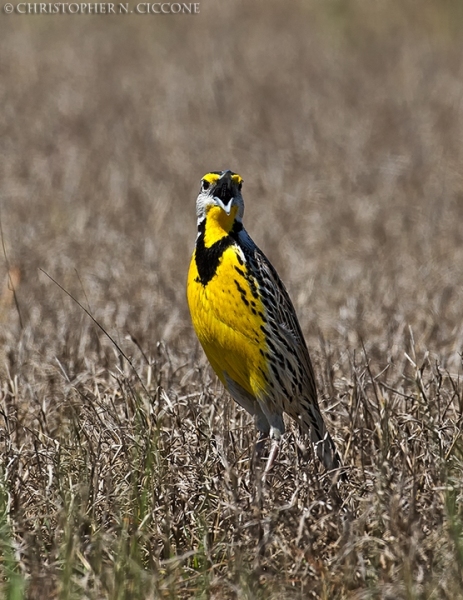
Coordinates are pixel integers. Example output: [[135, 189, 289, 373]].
[[187, 170, 344, 477]]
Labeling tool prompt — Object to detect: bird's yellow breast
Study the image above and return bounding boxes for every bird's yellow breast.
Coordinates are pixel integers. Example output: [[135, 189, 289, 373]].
[[187, 244, 269, 400]]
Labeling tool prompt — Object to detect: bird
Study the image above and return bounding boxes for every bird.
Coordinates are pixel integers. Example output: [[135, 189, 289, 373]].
[[187, 170, 344, 478]]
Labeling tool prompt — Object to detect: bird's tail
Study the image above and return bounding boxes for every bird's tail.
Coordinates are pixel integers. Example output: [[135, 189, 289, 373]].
[[304, 402, 346, 480]]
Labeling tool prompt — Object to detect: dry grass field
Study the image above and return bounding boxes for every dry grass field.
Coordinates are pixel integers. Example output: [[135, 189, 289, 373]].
[[1, 1, 463, 598]]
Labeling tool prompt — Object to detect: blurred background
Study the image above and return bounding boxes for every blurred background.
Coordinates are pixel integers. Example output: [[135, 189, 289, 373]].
[[1, 0, 463, 373], [1, 1, 463, 596]]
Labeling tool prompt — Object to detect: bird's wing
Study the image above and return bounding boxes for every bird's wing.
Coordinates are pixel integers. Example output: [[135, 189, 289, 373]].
[[242, 236, 318, 402]]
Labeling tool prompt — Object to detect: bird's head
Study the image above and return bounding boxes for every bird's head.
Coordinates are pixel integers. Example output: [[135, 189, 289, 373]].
[[196, 170, 244, 225]]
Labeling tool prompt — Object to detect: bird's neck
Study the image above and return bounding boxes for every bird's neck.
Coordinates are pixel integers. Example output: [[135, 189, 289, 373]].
[[200, 206, 239, 248]]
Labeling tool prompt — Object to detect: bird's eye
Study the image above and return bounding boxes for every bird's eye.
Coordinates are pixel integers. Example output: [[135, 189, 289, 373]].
[[201, 180, 210, 191]]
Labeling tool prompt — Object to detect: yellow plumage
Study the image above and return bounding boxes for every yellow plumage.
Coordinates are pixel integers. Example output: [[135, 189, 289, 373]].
[[187, 170, 344, 478], [187, 216, 268, 400]]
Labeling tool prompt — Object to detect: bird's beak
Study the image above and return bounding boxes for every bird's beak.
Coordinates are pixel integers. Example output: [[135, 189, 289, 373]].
[[216, 199, 232, 215], [214, 171, 234, 214]]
